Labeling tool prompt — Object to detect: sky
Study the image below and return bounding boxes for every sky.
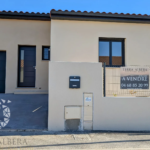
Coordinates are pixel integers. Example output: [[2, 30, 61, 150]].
[[0, 0, 150, 15]]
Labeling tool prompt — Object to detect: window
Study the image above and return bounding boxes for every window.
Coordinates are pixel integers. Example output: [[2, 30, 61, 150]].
[[99, 38, 124, 66], [42, 46, 50, 60], [20, 50, 24, 83]]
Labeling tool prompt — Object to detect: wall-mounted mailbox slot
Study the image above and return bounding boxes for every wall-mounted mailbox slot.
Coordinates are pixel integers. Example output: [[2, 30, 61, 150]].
[[69, 76, 80, 88]]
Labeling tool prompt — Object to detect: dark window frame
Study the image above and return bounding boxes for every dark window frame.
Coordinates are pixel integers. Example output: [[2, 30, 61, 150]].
[[42, 46, 50, 60], [99, 38, 125, 67]]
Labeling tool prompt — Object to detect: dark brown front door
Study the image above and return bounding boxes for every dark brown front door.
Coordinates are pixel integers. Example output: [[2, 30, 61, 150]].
[[18, 46, 36, 87], [0, 51, 6, 93]]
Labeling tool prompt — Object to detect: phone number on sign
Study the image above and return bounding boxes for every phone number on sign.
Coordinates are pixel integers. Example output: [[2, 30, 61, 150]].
[[121, 83, 149, 89]]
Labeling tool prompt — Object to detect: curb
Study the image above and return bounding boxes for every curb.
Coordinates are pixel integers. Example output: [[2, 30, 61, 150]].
[[0, 129, 47, 132]]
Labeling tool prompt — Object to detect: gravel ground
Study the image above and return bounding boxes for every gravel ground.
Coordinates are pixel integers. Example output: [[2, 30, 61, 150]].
[[0, 131, 150, 149]]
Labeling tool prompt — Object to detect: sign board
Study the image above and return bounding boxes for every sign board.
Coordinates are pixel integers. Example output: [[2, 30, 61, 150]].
[[120, 67, 149, 89]]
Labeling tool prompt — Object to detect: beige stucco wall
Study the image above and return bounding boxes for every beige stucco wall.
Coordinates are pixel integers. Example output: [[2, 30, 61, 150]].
[[0, 19, 50, 93], [48, 62, 102, 131], [96, 97, 150, 131], [51, 19, 150, 65], [48, 62, 150, 131], [48, 19, 150, 131]]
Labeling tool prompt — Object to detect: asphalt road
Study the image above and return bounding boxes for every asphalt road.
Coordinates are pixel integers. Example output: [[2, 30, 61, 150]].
[[1, 131, 150, 149]]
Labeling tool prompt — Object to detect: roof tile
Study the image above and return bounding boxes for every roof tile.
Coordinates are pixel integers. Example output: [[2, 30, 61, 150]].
[[50, 9, 150, 18], [1, 9, 150, 21]]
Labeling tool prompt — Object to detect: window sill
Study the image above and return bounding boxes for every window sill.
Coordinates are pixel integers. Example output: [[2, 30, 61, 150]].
[[42, 59, 50, 61], [105, 65, 125, 68]]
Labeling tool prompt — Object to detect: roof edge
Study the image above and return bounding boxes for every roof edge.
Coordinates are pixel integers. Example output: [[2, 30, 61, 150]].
[[50, 9, 150, 24], [0, 11, 50, 21]]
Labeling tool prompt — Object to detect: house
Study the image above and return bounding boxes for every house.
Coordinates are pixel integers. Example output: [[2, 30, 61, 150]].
[[1, 9, 150, 131]]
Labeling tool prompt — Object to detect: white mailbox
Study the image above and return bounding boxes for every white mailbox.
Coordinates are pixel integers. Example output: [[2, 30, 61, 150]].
[[65, 106, 81, 119]]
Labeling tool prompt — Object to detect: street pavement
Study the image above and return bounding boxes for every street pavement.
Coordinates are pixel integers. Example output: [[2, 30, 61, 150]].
[[0, 94, 48, 130], [0, 131, 150, 149]]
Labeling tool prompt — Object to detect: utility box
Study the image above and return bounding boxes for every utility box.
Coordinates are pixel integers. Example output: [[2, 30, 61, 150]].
[[84, 107, 93, 120], [65, 106, 81, 119], [69, 76, 80, 88], [83, 93, 93, 130], [83, 121, 93, 130], [65, 106, 81, 131]]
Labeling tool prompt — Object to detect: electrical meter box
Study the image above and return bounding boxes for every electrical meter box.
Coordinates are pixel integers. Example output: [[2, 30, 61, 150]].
[[65, 106, 81, 119], [69, 76, 80, 88]]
